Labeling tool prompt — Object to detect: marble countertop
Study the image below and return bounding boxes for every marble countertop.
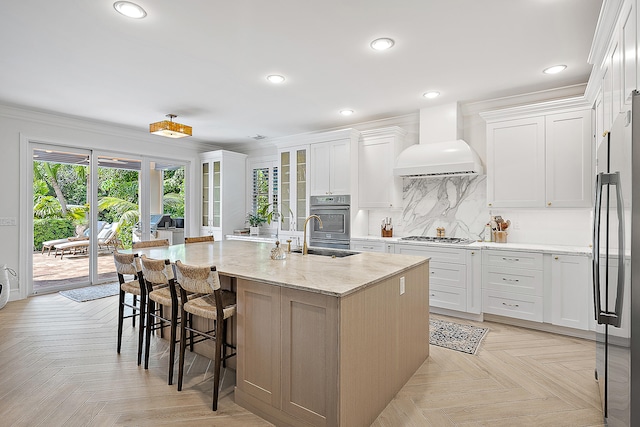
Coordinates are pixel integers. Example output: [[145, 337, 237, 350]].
[[351, 235, 592, 255], [127, 240, 428, 297]]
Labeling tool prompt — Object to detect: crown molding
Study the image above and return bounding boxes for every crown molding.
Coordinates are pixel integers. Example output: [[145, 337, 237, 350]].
[[479, 95, 592, 123]]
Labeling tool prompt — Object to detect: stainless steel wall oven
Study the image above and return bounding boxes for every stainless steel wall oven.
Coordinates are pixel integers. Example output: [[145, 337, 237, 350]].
[[308, 195, 350, 249]]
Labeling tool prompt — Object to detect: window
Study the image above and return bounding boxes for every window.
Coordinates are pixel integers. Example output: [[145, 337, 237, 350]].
[[250, 162, 278, 220]]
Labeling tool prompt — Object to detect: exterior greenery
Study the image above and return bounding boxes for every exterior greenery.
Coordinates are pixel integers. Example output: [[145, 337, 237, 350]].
[[33, 160, 185, 250], [33, 218, 75, 251]]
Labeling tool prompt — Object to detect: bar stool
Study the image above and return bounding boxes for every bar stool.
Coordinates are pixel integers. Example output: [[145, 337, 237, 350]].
[[184, 235, 214, 244], [132, 239, 170, 249], [113, 251, 145, 365], [139, 255, 182, 385], [174, 260, 237, 411]]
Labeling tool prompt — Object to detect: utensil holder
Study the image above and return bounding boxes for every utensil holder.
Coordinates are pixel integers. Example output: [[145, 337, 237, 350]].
[[493, 231, 507, 243], [381, 227, 393, 237]]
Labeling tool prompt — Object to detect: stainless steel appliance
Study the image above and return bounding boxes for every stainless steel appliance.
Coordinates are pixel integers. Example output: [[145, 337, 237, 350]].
[[593, 91, 640, 426], [400, 236, 474, 245], [308, 195, 350, 249]]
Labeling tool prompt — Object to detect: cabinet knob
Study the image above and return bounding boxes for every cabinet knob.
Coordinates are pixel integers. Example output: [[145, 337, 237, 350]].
[[471, 251, 475, 255], [488, 203, 493, 207], [547, 202, 552, 206], [555, 256, 559, 260]]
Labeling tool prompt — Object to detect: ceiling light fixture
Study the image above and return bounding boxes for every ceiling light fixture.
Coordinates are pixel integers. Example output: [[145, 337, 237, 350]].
[[423, 91, 440, 99], [370, 38, 395, 51], [266, 74, 286, 84], [149, 114, 192, 138], [340, 109, 354, 116], [543, 65, 567, 74], [113, 1, 147, 19]]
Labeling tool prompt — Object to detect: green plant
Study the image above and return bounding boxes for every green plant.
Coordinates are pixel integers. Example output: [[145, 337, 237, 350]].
[[33, 218, 75, 251], [246, 212, 267, 227]]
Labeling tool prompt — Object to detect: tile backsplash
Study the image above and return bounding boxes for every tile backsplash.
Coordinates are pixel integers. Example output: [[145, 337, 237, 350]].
[[366, 175, 592, 246]]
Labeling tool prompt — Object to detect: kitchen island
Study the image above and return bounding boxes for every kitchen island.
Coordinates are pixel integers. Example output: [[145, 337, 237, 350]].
[[129, 239, 430, 426]]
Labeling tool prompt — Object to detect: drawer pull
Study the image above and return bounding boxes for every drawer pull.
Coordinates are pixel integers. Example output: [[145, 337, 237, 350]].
[[502, 278, 520, 282], [431, 271, 435, 274], [502, 257, 520, 262], [430, 293, 435, 297], [502, 302, 520, 308], [363, 246, 374, 249]]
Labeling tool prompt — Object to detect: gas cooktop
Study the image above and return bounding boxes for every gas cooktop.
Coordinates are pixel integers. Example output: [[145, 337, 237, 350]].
[[400, 236, 474, 245]]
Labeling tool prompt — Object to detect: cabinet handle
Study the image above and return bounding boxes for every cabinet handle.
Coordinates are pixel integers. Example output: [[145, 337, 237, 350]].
[[502, 302, 520, 308], [502, 257, 520, 262], [363, 246, 374, 249], [430, 293, 436, 297], [431, 271, 435, 274], [502, 278, 520, 282]]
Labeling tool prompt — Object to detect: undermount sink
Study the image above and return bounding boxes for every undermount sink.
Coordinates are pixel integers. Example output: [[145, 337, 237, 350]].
[[291, 247, 358, 258]]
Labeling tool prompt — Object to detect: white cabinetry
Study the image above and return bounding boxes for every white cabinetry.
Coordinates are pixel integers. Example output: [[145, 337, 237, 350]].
[[483, 107, 592, 208], [279, 146, 309, 233], [200, 150, 247, 241], [350, 239, 395, 253], [309, 140, 350, 196], [358, 127, 407, 208], [395, 243, 477, 314], [482, 250, 544, 322], [550, 254, 590, 330]]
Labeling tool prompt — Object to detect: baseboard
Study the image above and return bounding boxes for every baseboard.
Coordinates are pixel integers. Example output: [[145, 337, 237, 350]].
[[430, 307, 484, 322], [483, 314, 596, 341]]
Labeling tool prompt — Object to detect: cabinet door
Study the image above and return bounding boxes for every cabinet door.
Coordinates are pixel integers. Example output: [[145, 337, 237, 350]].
[[551, 254, 590, 330], [358, 136, 398, 208], [621, 1, 636, 105], [545, 110, 592, 208], [486, 117, 545, 207], [309, 140, 350, 196], [279, 147, 309, 232], [201, 160, 210, 228], [466, 249, 482, 314]]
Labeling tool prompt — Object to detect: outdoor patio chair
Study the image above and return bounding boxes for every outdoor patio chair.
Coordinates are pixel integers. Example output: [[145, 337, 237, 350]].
[[53, 238, 90, 259], [41, 221, 107, 255], [98, 223, 122, 252]]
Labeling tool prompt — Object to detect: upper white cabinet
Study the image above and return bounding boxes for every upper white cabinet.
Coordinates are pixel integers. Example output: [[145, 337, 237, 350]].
[[200, 150, 247, 241], [483, 105, 593, 208], [485, 116, 545, 208], [309, 139, 350, 196], [358, 127, 407, 208], [545, 110, 592, 208], [586, 0, 636, 135], [279, 145, 309, 233]]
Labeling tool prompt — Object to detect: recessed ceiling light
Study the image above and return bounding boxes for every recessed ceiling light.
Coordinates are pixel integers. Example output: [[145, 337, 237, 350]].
[[266, 74, 286, 84], [340, 109, 354, 116], [370, 38, 395, 51], [113, 1, 147, 19], [543, 65, 567, 74], [423, 91, 440, 99]]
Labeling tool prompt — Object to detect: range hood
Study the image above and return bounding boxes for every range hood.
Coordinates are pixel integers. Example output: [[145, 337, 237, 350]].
[[394, 140, 483, 177], [393, 102, 484, 177]]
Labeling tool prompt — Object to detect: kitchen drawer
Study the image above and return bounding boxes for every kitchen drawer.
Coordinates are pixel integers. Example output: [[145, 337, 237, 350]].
[[395, 244, 466, 264], [482, 290, 543, 322], [482, 266, 543, 296], [429, 284, 466, 312], [351, 240, 385, 253], [483, 250, 543, 270], [430, 262, 466, 289]]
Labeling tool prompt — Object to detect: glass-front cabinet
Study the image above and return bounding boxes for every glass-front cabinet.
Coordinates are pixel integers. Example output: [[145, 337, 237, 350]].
[[200, 150, 247, 240], [279, 146, 309, 233]]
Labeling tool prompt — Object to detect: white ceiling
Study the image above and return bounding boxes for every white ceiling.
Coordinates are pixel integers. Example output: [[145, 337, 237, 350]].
[[1, 0, 603, 146]]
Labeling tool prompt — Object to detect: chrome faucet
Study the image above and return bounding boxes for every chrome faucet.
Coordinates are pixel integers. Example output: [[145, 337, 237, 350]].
[[302, 215, 323, 255]]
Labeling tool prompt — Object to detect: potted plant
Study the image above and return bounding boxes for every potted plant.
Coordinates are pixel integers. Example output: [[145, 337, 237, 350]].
[[246, 212, 266, 235]]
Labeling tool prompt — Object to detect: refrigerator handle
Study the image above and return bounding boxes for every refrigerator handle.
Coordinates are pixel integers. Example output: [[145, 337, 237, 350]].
[[613, 172, 625, 328], [593, 172, 624, 327], [592, 173, 603, 323]]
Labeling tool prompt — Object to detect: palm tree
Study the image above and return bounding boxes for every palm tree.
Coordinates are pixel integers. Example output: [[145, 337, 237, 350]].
[[34, 162, 69, 215]]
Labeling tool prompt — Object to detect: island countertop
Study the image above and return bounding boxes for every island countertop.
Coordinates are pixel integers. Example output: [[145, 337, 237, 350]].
[[127, 239, 428, 297]]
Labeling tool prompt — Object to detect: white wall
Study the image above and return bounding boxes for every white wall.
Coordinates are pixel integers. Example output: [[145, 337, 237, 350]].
[[0, 104, 207, 300]]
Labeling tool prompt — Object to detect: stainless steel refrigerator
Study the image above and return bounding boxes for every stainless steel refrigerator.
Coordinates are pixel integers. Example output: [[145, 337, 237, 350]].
[[593, 90, 640, 426]]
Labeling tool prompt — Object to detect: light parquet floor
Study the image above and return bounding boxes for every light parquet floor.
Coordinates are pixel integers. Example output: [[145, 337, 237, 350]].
[[0, 293, 604, 426]]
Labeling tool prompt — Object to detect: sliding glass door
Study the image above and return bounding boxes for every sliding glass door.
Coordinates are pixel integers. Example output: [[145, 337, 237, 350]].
[[30, 142, 187, 295]]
